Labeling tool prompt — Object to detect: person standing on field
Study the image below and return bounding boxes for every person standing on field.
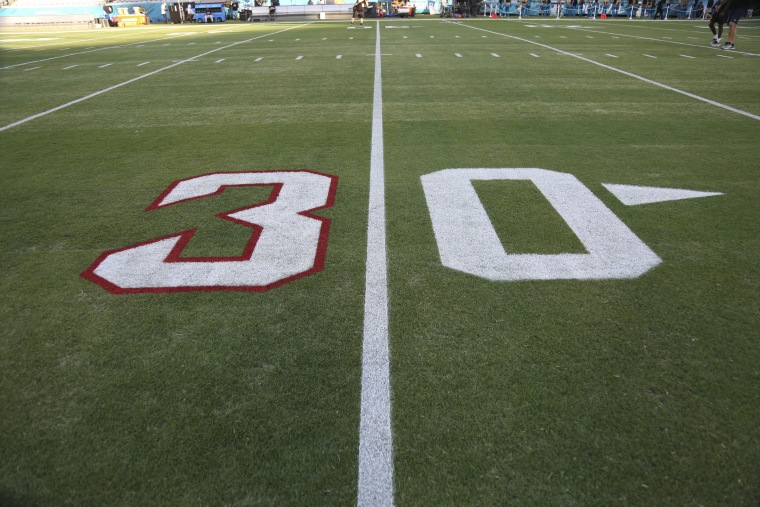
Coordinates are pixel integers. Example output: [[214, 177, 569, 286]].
[[708, 0, 727, 46], [352, 0, 368, 25]]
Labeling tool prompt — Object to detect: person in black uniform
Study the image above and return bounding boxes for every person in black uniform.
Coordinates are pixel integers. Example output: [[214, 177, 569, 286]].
[[352, 0, 368, 25]]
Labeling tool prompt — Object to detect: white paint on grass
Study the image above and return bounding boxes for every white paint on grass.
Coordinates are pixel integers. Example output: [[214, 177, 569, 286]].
[[679, 54, 695, 59], [421, 168, 662, 281], [455, 52, 462, 57], [336, 54, 343, 59], [0, 24, 309, 132], [491, 52, 500, 57], [456, 24, 760, 122], [98, 63, 112, 68], [358, 20, 394, 507], [63, 64, 78, 69], [603, 184, 723, 206], [137, 61, 150, 66]]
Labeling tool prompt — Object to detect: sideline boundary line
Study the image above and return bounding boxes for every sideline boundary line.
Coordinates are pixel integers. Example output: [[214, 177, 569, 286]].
[[0, 24, 308, 132], [564, 25, 760, 57], [455, 22, 760, 122], [358, 20, 395, 507]]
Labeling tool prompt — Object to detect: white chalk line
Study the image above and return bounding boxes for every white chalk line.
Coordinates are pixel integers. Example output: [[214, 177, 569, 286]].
[[457, 23, 760, 122], [358, 20, 394, 507], [564, 25, 760, 57], [0, 24, 309, 133]]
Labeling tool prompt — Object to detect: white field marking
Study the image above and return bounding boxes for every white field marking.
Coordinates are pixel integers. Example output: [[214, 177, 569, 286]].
[[24, 66, 41, 71], [586, 35, 594, 38], [350, 36, 355, 39], [403, 36, 407, 38], [605, 53, 618, 58], [416, 53, 422, 57], [530, 53, 539, 58], [644, 54, 657, 58], [189, 42, 196, 44], [612, 36, 620, 39], [214, 41, 222, 44], [663, 36, 672, 39], [688, 36, 697, 40], [163, 43, 171, 46], [457, 24, 760, 121], [136, 44, 144, 47], [716, 54, 733, 58], [534, 35, 541, 38], [455, 35, 460, 37], [137, 61, 151, 66], [564, 25, 760, 57], [422, 168, 662, 280], [296, 55, 304, 60], [358, 19, 394, 507], [0, 24, 310, 132], [269, 39, 274, 41], [679, 54, 695, 59], [215, 58, 225, 63], [63, 64, 79, 70], [491, 52, 500, 57], [322, 37, 327, 40], [255, 57, 264, 61], [336, 54, 343, 59], [98, 63, 113, 68], [455, 52, 463, 57], [602, 183, 723, 206], [60, 47, 71, 50], [295, 38, 301, 41], [560, 35, 567, 38]]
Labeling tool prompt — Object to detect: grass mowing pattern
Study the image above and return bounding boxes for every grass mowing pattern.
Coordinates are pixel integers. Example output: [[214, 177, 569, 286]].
[[1, 18, 759, 505]]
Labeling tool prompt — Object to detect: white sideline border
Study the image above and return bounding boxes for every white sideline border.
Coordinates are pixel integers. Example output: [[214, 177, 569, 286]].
[[358, 20, 395, 507], [454, 23, 760, 122], [0, 24, 309, 132]]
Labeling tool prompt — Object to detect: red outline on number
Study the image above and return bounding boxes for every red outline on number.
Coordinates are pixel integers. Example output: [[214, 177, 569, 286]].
[[81, 170, 339, 294]]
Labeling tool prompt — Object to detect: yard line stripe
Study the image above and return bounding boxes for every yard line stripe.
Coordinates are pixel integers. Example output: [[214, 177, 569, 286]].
[[63, 64, 78, 69], [716, 54, 733, 58], [296, 55, 304, 60], [530, 53, 539, 57], [679, 54, 695, 59], [1, 33, 212, 70], [215, 58, 225, 63], [98, 63, 113, 68], [416, 53, 422, 57], [255, 57, 264, 61], [491, 52, 500, 57], [643, 54, 657, 58], [336, 54, 343, 59], [455, 23, 760, 122], [455, 52, 463, 57], [136, 61, 150, 66], [605, 53, 618, 58], [358, 20, 394, 507], [564, 25, 760, 57], [0, 24, 310, 132], [24, 66, 41, 71]]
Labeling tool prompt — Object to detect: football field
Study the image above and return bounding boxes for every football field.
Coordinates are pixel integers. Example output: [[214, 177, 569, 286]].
[[1, 17, 759, 505]]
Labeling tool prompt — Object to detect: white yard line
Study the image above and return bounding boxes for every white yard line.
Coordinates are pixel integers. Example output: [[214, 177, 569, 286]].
[[0, 24, 309, 132], [457, 23, 760, 122], [358, 20, 394, 507], [565, 25, 760, 57]]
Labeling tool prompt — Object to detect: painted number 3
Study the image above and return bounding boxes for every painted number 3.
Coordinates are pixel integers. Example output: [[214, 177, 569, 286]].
[[82, 171, 338, 293], [83, 168, 661, 293]]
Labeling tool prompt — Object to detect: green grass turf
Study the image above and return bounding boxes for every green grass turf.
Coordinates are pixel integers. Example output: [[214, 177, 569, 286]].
[[2, 17, 759, 505]]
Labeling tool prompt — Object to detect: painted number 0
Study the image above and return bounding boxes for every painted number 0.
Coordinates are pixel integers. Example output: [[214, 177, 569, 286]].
[[82, 171, 338, 293], [421, 168, 661, 280]]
